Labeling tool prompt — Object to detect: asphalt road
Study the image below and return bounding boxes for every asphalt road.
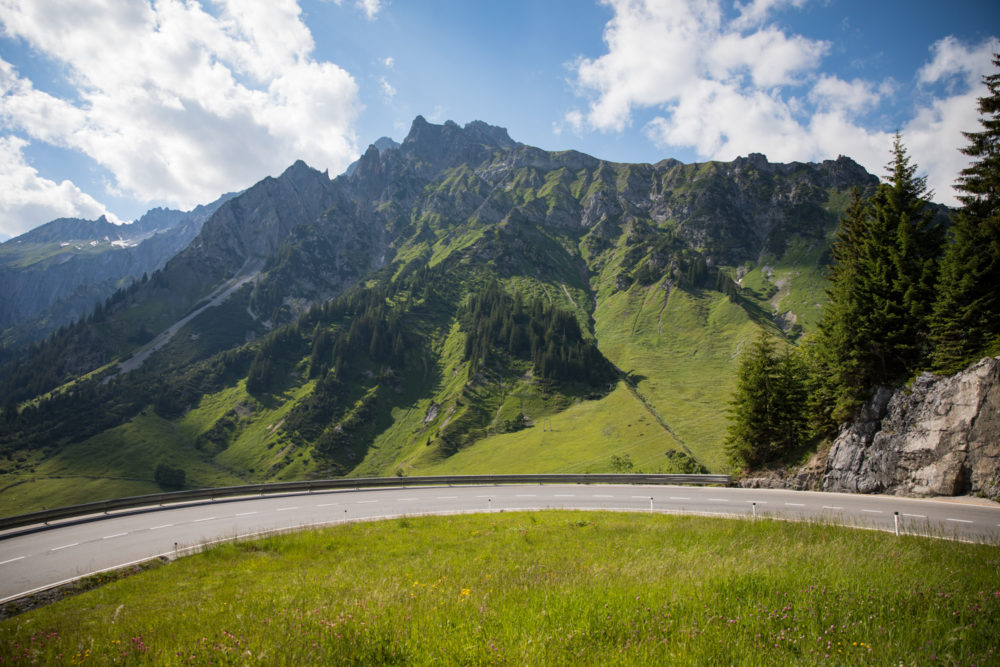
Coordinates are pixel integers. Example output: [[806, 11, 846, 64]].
[[2, 484, 998, 603]]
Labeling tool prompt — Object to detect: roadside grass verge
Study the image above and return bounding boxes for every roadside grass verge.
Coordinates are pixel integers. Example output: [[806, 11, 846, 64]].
[[2, 511, 997, 665]]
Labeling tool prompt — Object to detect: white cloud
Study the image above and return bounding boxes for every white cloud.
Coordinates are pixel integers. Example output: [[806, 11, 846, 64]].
[[357, 0, 383, 19], [568, 0, 998, 205], [0, 135, 118, 238], [732, 0, 808, 30], [0, 0, 362, 222], [379, 76, 396, 99], [383, 56, 395, 69]]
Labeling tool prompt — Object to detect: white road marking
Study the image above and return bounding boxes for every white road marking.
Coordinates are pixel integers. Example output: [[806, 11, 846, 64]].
[[0, 556, 25, 565], [862, 509, 883, 514], [670, 497, 690, 500], [396, 498, 419, 502], [632, 495, 650, 499], [316, 503, 338, 507], [357, 500, 379, 504], [194, 517, 217, 522], [709, 498, 729, 502], [436, 496, 457, 500], [822, 506, 843, 510], [276, 507, 298, 512], [102, 533, 128, 540], [236, 511, 258, 516], [150, 524, 173, 530], [554, 494, 575, 497], [516, 494, 537, 498], [902, 513, 926, 519], [475, 495, 493, 498], [947, 518, 973, 524], [51, 543, 79, 551], [784, 503, 805, 507], [594, 494, 614, 498], [745, 500, 768, 504]]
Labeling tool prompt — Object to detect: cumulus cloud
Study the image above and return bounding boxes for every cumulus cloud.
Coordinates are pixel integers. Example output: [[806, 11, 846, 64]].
[[0, 135, 118, 237], [0, 0, 362, 224], [568, 0, 998, 205]]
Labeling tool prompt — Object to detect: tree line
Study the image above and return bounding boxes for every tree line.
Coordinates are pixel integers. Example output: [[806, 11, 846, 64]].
[[726, 56, 1000, 470]]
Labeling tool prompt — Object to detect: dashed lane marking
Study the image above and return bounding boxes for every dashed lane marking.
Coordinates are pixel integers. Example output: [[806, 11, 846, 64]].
[[150, 524, 173, 530], [102, 533, 128, 540], [947, 518, 973, 524], [902, 513, 926, 519], [745, 500, 768, 504], [236, 512, 257, 516], [709, 498, 730, 502], [0, 556, 25, 565], [516, 494, 537, 497], [862, 509, 883, 514], [554, 494, 575, 497], [356, 500, 379, 504], [670, 497, 690, 500], [784, 503, 805, 507], [276, 507, 298, 512], [822, 506, 843, 510], [194, 517, 217, 522], [51, 543, 78, 552], [315, 503, 338, 508], [396, 498, 419, 502], [436, 496, 457, 500]]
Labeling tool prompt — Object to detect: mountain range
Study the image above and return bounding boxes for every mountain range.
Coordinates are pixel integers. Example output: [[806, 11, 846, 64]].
[[0, 116, 882, 515]]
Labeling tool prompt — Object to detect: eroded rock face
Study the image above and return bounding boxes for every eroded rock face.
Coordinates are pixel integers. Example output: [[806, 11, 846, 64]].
[[821, 357, 1000, 497]]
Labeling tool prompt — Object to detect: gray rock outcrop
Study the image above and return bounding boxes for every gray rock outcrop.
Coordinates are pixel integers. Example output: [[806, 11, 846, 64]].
[[822, 356, 1000, 497]]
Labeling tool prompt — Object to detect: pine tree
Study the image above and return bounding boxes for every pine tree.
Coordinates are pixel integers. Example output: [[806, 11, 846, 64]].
[[810, 136, 939, 430], [930, 54, 1000, 372], [725, 331, 808, 469]]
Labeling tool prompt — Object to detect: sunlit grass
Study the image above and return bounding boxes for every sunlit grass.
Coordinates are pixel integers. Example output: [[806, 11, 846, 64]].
[[2, 512, 997, 665]]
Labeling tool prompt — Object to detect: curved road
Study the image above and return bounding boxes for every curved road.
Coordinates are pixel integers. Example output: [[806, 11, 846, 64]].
[[2, 484, 998, 603]]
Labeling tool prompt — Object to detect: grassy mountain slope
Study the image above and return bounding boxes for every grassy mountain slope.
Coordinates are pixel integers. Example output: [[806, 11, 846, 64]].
[[0, 119, 878, 515]]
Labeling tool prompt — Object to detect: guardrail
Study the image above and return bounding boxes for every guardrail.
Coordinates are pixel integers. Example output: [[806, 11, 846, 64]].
[[0, 473, 730, 533]]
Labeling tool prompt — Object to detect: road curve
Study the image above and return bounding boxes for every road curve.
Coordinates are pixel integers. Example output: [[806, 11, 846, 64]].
[[2, 484, 998, 603]]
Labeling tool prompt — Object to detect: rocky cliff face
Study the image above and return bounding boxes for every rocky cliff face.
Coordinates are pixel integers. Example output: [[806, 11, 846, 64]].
[[744, 357, 1000, 497], [822, 357, 1000, 498]]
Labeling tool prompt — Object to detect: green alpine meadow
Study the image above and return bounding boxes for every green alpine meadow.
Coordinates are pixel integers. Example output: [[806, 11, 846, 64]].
[[2, 513, 999, 665]]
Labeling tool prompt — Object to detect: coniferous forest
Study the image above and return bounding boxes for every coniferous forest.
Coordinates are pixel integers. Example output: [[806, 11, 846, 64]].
[[725, 56, 1000, 470]]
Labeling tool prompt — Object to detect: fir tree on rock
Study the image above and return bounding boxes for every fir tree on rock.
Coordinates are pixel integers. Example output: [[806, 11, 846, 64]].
[[931, 54, 1000, 372]]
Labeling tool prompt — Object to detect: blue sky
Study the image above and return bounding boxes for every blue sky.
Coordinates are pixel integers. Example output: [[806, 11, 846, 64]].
[[0, 0, 997, 240]]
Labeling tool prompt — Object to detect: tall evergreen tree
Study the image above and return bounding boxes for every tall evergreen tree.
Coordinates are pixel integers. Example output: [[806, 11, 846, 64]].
[[725, 331, 808, 469], [930, 54, 1000, 372], [810, 135, 939, 430]]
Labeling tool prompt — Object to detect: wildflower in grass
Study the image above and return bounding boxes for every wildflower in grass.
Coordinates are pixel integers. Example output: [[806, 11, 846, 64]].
[[461, 588, 471, 600]]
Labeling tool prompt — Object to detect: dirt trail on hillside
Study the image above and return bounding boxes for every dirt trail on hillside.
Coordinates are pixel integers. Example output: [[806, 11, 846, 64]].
[[110, 262, 263, 378]]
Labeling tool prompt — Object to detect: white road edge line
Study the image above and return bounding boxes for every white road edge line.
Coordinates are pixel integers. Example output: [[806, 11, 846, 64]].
[[51, 543, 79, 551], [0, 556, 25, 565]]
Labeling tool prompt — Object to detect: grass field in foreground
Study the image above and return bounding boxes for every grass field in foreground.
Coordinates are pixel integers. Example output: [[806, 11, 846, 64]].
[[2, 512, 998, 665]]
